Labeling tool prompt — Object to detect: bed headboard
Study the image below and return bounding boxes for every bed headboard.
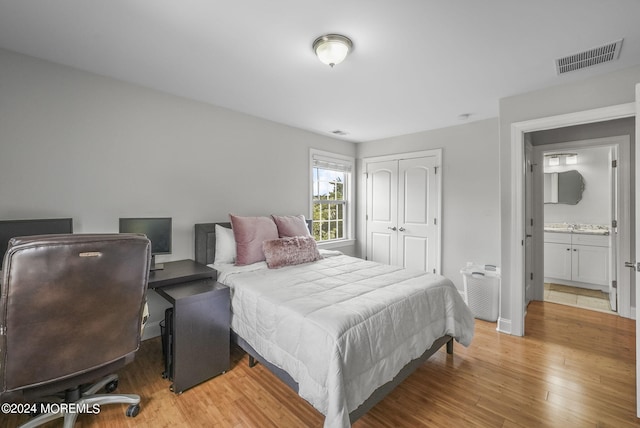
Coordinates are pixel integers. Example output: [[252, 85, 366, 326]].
[[194, 219, 313, 266]]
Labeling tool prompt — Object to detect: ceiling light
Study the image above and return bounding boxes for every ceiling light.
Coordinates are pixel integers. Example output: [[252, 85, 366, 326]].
[[313, 34, 353, 68], [545, 152, 578, 166]]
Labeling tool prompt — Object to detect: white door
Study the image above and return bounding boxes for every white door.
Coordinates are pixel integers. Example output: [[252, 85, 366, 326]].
[[398, 157, 438, 271], [609, 146, 618, 311], [366, 160, 398, 265], [366, 153, 441, 272], [524, 139, 534, 306]]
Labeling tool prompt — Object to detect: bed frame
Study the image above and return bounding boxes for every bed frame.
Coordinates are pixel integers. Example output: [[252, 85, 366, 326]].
[[194, 221, 453, 423]]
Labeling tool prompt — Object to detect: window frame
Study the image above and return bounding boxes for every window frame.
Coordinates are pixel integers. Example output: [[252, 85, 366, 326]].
[[309, 149, 354, 246]]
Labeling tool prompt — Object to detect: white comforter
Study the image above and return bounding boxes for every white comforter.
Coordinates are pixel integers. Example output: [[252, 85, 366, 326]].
[[214, 253, 474, 428]]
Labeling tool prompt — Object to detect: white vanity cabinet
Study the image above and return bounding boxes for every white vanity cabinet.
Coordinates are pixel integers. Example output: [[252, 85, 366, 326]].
[[544, 233, 572, 281], [544, 232, 609, 288]]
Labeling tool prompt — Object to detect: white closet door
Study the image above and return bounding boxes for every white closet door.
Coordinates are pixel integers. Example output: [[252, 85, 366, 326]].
[[366, 160, 398, 265], [366, 154, 440, 273], [398, 157, 438, 272]]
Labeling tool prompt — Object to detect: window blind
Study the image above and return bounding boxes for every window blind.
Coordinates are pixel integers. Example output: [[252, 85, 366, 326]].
[[312, 155, 352, 172]]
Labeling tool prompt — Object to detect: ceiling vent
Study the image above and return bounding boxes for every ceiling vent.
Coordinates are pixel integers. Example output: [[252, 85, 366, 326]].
[[555, 39, 623, 75]]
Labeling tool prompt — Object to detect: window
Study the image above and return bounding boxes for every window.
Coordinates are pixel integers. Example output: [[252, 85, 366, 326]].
[[310, 150, 353, 243]]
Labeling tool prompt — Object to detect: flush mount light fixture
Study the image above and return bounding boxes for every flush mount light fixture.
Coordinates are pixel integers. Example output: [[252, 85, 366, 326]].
[[313, 34, 353, 68]]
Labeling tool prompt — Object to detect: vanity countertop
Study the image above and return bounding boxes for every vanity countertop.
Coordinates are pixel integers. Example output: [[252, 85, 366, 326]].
[[544, 223, 609, 235]]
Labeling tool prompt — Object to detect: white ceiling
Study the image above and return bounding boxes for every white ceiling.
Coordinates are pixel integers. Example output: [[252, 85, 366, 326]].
[[1, 0, 639, 142]]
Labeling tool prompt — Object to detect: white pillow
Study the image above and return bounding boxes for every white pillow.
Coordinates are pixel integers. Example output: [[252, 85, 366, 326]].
[[214, 224, 237, 264]]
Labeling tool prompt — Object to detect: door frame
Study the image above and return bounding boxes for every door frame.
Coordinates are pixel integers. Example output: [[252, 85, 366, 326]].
[[531, 136, 631, 315], [507, 102, 635, 337], [362, 149, 442, 273]]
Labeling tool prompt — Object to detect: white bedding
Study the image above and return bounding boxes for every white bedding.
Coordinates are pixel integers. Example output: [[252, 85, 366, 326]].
[[213, 253, 474, 428]]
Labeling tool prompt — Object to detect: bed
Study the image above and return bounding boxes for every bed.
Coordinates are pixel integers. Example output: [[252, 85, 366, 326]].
[[194, 218, 474, 428]]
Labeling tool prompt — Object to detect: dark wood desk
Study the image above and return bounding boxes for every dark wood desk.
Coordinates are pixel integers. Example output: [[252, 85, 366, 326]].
[[149, 260, 229, 393], [148, 259, 215, 289]]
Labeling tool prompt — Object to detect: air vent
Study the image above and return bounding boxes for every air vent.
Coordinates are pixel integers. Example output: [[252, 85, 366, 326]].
[[555, 39, 623, 75], [331, 130, 348, 136]]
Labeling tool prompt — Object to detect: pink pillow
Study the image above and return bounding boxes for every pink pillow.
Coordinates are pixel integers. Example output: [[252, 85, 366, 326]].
[[229, 214, 279, 265], [262, 236, 322, 269], [272, 214, 310, 237]]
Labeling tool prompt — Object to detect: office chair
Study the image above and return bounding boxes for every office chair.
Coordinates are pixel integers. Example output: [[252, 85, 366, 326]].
[[0, 233, 151, 427]]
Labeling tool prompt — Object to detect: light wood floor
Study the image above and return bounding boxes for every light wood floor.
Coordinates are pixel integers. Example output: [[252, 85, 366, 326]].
[[2, 301, 636, 427]]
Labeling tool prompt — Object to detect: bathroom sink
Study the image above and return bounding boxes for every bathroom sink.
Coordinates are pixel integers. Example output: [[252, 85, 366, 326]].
[[572, 227, 609, 235]]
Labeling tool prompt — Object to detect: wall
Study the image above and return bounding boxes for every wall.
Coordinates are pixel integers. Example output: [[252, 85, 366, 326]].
[[499, 65, 640, 333], [0, 48, 356, 337], [532, 117, 636, 225], [357, 118, 500, 292], [542, 146, 611, 225]]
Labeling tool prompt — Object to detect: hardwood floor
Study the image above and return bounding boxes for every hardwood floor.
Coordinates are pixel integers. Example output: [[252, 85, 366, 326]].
[[2, 301, 636, 427]]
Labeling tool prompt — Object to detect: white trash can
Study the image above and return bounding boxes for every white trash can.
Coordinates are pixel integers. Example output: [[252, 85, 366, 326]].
[[460, 264, 501, 322]]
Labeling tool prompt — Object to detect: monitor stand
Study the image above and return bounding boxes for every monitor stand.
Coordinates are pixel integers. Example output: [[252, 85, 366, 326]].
[[150, 255, 164, 271]]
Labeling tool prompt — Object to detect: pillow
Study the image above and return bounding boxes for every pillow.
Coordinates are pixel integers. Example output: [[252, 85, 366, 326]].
[[262, 236, 322, 269], [272, 214, 310, 237], [229, 214, 279, 265], [214, 224, 236, 265]]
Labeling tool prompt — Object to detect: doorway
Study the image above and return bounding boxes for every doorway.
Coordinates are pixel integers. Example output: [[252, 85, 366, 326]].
[[529, 136, 632, 316], [507, 102, 636, 338]]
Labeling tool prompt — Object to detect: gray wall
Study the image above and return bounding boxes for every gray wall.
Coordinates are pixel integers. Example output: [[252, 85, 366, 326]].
[[0, 48, 356, 336], [542, 146, 612, 225], [499, 65, 640, 331], [357, 118, 500, 292]]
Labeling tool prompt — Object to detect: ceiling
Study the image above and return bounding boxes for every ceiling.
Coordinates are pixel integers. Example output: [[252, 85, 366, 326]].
[[1, 0, 639, 143]]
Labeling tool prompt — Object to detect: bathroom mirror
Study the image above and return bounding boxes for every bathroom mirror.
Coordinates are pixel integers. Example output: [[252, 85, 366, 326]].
[[544, 170, 584, 204]]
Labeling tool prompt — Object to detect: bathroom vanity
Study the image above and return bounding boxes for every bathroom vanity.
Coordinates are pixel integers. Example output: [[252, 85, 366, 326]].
[[543, 225, 610, 290]]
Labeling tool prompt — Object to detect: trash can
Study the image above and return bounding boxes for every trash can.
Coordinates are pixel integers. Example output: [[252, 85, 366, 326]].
[[460, 263, 501, 322]]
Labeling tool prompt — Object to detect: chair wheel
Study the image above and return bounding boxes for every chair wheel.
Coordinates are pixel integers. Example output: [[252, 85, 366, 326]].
[[126, 404, 140, 418], [104, 379, 118, 393]]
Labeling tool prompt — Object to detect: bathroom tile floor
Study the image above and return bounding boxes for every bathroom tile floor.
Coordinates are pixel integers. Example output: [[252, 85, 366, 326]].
[[544, 283, 615, 314]]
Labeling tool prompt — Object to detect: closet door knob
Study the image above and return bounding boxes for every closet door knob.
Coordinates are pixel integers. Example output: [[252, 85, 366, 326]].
[[398, 227, 406, 232], [388, 226, 397, 231]]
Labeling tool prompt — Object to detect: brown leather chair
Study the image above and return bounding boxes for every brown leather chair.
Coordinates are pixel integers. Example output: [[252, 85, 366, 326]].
[[0, 233, 151, 427]]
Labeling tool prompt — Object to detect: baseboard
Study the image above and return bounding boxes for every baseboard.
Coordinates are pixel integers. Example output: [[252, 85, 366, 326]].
[[496, 317, 512, 334]]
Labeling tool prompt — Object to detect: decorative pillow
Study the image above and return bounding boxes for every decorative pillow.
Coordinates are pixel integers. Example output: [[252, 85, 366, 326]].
[[229, 214, 279, 265], [214, 224, 236, 265], [262, 236, 322, 269], [272, 214, 310, 237]]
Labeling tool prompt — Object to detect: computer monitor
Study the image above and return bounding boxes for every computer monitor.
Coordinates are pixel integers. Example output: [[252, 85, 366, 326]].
[[119, 217, 172, 271], [0, 218, 73, 270]]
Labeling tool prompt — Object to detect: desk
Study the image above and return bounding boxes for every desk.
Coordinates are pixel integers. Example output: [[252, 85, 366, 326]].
[[148, 259, 215, 289], [149, 260, 229, 393]]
